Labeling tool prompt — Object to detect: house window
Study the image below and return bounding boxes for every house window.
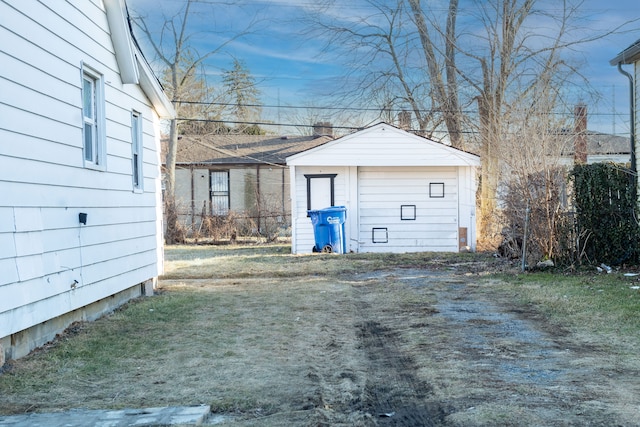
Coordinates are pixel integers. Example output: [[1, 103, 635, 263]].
[[305, 174, 337, 213], [131, 111, 143, 191], [81, 64, 105, 169], [211, 170, 230, 215]]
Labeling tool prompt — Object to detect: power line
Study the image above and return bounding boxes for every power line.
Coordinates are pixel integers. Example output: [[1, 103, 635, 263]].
[[175, 100, 626, 117], [178, 117, 474, 135], [176, 117, 632, 137], [176, 99, 438, 113], [178, 117, 365, 131]]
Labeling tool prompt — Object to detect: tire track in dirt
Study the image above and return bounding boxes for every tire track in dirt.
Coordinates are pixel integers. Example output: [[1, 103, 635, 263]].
[[351, 280, 450, 427], [345, 268, 638, 426], [354, 319, 448, 426], [299, 268, 638, 426]]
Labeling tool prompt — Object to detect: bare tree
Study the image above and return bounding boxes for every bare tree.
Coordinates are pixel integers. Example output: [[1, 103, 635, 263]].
[[407, 0, 463, 146], [132, 0, 258, 243], [221, 58, 265, 134], [303, 0, 634, 247], [498, 76, 575, 262], [300, 1, 440, 135]]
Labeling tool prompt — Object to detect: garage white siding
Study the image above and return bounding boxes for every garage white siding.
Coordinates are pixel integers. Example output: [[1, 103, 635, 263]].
[[287, 123, 480, 254], [291, 166, 349, 254], [358, 167, 459, 252]]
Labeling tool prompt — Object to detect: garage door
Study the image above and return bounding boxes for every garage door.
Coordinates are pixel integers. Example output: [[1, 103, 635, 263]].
[[358, 166, 459, 252]]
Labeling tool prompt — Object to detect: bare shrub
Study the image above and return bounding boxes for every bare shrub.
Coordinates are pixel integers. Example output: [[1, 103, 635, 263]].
[[255, 191, 289, 243], [164, 197, 186, 244], [200, 210, 244, 243], [500, 166, 580, 267]]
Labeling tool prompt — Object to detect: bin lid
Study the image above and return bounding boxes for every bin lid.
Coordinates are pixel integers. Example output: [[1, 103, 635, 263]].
[[319, 205, 346, 212], [308, 206, 346, 214]]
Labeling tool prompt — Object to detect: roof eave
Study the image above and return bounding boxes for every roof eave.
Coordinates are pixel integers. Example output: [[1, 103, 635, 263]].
[[104, 0, 175, 118], [104, 0, 139, 84], [136, 53, 176, 118], [610, 40, 640, 65]]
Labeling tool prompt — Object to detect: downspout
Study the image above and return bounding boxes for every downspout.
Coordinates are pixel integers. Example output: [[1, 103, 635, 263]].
[[190, 165, 195, 231], [617, 62, 636, 199], [281, 167, 286, 229], [256, 164, 261, 234]]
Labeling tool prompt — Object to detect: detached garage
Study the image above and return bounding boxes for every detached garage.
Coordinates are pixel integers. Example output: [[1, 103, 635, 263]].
[[286, 123, 480, 254]]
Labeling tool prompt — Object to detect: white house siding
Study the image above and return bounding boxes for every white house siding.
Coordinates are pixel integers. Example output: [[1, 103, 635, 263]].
[[0, 0, 167, 361], [357, 167, 459, 253]]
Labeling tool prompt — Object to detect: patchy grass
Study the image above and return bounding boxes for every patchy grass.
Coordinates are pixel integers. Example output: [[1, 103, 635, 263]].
[[487, 271, 640, 357], [161, 244, 497, 279], [1, 246, 639, 425]]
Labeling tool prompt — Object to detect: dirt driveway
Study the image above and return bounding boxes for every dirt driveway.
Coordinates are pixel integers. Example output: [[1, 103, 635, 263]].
[[161, 265, 639, 426], [332, 269, 637, 427]]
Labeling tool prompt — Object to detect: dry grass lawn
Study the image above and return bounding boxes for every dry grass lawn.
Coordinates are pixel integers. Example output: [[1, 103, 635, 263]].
[[1, 245, 640, 426]]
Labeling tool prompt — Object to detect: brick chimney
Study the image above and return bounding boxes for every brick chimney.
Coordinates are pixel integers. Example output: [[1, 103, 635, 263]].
[[312, 122, 333, 137], [398, 110, 411, 130], [574, 104, 588, 164]]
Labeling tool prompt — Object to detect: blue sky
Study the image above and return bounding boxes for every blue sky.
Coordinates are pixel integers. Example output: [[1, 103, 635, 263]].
[[128, 0, 640, 136]]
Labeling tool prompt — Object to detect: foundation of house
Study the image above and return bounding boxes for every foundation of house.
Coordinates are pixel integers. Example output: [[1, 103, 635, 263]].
[[0, 279, 155, 368]]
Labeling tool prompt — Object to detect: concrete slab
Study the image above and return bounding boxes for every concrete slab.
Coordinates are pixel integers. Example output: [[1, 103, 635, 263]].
[[0, 405, 211, 427]]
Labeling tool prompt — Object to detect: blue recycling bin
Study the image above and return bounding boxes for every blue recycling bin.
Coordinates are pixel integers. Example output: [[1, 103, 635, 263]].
[[308, 206, 347, 253]]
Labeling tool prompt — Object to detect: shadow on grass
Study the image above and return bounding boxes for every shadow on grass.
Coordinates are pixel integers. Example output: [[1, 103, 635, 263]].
[[161, 244, 502, 280]]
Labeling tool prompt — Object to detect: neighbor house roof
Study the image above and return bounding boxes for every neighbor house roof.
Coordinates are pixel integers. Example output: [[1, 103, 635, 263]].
[[610, 38, 640, 65], [560, 131, 631, 156], [163, 134, 334, 166]]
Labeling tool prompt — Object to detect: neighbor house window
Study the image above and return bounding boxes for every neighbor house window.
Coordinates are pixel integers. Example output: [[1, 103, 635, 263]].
[[131, 111, 143, 191], [305, 174, 337, 213], [81, 64, 106, 169]]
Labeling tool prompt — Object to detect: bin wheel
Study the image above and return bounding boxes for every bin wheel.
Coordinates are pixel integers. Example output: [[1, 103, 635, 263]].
[[312, 246, 319, 253], [321, 245, 333, 253]]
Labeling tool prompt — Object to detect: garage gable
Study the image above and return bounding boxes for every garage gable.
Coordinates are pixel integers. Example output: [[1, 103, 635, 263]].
[[287, 123, 480, 167]]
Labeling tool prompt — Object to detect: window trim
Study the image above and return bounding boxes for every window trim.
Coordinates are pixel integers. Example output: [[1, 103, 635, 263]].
[[401, 204, 416, 220], [304, 174, 337, 213], [372, 227, 389, 243], [81, 63, 106, 170], [429, 182, 445, 198], [131, 111, 143, 192]]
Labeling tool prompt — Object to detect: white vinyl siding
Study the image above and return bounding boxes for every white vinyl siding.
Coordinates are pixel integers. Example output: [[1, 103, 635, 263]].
[[287, 124, 480, 167], [287, 124, 480, 254], [0, 0, 168, 352], [358, 167, 459, 253], [292, 167, 347, 254]]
